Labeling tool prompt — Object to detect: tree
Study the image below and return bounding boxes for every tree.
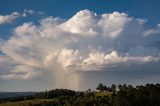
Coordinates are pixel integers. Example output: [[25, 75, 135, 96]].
[[103, 85, 108, 91], [87, 89, 91, 93], [96, 83, 104, 92], [111, 84, 116, 92], [118, 85, 123, 90]]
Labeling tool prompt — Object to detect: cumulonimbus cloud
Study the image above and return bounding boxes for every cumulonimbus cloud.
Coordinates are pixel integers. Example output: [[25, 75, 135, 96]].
[[0, 9, 160, 80]]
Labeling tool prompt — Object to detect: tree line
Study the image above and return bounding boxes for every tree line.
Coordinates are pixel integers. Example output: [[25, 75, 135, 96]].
[[96, 83, 116, 92], [0, 83, 160, 106]]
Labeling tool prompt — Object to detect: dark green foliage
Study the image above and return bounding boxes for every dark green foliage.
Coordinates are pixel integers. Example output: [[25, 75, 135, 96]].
[[96, 83, 104, 91], [1, 84, 160, 106], [111, 84, 116, 92], [35, 89, 76, 99], [113, 83, 160, 106], [96, 83, 112, 92], [0, 95, 34, 103]]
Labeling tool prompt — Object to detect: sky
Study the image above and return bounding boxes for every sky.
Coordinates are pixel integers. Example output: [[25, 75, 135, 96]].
[[0, 0, 160, 91]]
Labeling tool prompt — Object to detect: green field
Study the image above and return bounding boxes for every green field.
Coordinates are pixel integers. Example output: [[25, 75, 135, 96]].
[[0, 99, 57, 106], [94, 91, 113, 97]]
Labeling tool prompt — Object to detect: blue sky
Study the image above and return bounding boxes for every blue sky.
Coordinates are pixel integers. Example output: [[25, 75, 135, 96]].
[[1, 0, 160, 24], [0, 0, 160, 39], [0, 0, 160, 40], [0, 0, 160, 91]]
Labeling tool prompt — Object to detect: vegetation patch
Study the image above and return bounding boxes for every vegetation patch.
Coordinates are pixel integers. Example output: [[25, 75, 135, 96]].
[[94, 91, 113, 97], [0, 83, 160, 106], [0, 99, 57, 106]]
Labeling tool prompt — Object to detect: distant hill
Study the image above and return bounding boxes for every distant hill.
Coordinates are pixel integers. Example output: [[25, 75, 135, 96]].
[[0, 92, 36, 98]]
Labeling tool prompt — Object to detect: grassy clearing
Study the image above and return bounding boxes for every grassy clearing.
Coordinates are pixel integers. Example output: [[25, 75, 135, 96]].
[[0, 99, 56, 106], [94, 91, 113, 97]]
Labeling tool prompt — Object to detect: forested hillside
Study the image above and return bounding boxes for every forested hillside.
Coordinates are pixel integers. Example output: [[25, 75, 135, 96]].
[[0, 83, 160, 106]]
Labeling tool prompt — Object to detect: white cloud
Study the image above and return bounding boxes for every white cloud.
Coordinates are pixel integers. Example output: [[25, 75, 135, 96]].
[[98, 12, 131, 38], [57, 48, 79, 69], [1, 70, 41, 80], [15, 22, 37, 36], [22, 9, 43, 17], [59, 9, 97, 36], [81, 51, 160, 71], [0, 10, 160, 82], [24, 9, 34, 15], [0, 12, 20, 24], [143, 24, 160, 36], [0, 56, 42, 80], [0, 9, 43, 25]]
